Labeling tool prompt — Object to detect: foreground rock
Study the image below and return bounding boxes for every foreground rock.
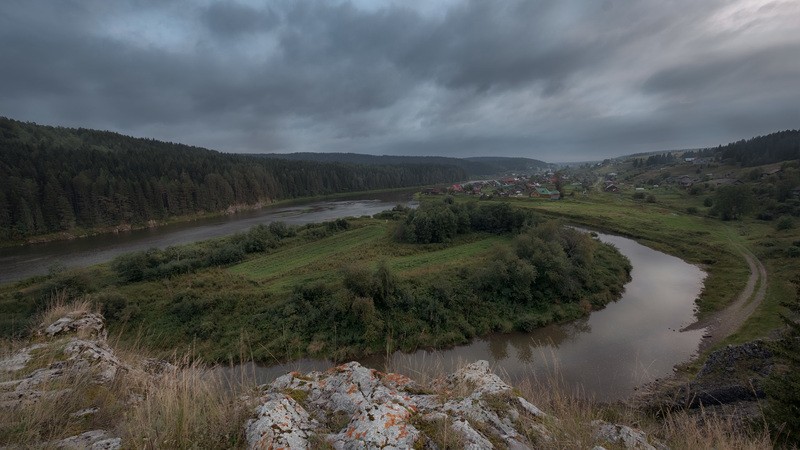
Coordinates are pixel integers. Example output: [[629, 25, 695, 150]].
[[0, 310, 125, 448], [247, 360, 666, 449]]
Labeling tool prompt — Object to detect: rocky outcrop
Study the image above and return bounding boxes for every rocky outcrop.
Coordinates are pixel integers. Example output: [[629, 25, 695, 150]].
[[247, 360, 665, 450], [592, 420, 662, 450], [660, 340, 774, 410], [0, 310, 126, 447], [51, 429, 121, 449], [635, 339, 774, 431]]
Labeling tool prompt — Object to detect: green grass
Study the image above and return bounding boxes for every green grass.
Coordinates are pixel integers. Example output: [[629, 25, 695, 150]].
[[388, 236, 507, 276], [230, 225, 386, 291], [465, 192, 750, 319], [229, 223, 507, 293]]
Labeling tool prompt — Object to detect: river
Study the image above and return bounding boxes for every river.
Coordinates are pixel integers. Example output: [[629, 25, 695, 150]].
[[221, 231, 707, 402], [0, 191, 417, 284], [1, 196, 706, 401]]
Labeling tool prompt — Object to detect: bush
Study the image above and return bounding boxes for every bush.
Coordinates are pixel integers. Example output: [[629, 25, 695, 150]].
[[776, 216, 794, 231], [788, 247, 800, 258], [632, 192, 645, 200], [703, 197, 713, 207], [686, 207, 698, 214], [646, 194, 656, 203], [207, 244, 245, 266]]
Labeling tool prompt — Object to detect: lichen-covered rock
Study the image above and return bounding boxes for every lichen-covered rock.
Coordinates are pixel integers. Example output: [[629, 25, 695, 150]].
[[452, 418, 495, 449], [0, 343, 46, 373], [434, 359, 511, 396], [246, 393, 318, 449], [2, 312, 123, 446], [249, 361, 553, 450], [52, 429, 121, 449], [592, 420, 657, 450], [41, 312, 107, 339], [270, 362, 421, 449], [64, 339, 126, 383]]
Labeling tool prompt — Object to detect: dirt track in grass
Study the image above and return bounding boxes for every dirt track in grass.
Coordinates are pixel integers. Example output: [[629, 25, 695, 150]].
[[683, 245, 767, 353]]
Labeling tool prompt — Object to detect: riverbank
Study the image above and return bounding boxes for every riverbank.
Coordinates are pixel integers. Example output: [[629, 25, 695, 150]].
[[0, 304, 774, 449], [0, 186, 421, 249], [0, 201, 632, 366]]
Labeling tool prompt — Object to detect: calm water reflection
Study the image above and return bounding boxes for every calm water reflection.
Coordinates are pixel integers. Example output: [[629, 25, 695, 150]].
[[222, 231, 707, 401], [0, 191, 416, 283]]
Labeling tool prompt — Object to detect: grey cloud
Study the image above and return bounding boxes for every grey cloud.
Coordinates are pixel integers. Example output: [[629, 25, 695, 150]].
[[0, 0, 797, 161], [203, 2, 278, 37]]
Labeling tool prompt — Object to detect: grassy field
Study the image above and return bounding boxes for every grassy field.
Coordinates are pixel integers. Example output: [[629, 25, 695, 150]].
[[229, 223, 508, 292], [469, 191, 750, 319], [495, 183, 798, 355]]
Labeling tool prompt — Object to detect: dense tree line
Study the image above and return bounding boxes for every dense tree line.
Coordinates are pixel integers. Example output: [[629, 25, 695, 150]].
[[260, 153, 549, 177], [395, 199, 533, 244], [0, 117, 465, 239], [715, 130, 799, 167]]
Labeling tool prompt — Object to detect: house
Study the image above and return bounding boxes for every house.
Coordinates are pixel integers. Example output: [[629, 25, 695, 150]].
[[762, 167, 783, 178], [604, 184, 619, 193], [678, 175, 695, 188], [530, 187, 559, 199], [710, 178, 743, 187], [450, 184, 464, 193]]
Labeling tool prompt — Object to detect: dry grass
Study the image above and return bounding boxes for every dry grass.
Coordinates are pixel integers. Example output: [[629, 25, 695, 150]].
[[656, 408, 772, 450], [120, 357, 253, 449], [32, 291, 93, 333], [389, 354, 774, 449], [1, 299, 258, 449], [515, 369, 773, 450], [0, 366, 124, 445]]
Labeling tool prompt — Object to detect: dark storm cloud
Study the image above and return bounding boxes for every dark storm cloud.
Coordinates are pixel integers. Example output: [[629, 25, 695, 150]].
[[203, 3, 278, 37], [0, 0, 798, 160]]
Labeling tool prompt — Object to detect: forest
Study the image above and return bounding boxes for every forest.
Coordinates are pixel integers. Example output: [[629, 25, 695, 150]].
[[716, 130, 800, 166], [0, 117, 465, 240], [259, 153, 549, 176]]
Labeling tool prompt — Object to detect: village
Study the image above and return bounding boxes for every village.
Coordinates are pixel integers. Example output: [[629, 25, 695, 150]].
[[423, 152, 800, 204], [423, 170, 575, 200]]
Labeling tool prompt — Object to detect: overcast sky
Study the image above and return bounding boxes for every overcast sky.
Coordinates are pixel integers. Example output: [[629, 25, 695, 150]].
[[1, 0, 798, 162]]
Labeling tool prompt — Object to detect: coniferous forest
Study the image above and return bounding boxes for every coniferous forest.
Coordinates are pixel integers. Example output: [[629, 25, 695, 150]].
[[0, 117, 465, 240]]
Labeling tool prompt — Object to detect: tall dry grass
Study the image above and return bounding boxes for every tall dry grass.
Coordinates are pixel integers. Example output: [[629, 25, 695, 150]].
[[32, 290, 93, 333], [120, 357, 252, 449], [1, 298, 258, 449], [386, 351, 774, 450]]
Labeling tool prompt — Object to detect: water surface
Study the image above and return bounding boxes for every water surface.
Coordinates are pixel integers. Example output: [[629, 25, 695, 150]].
[[223, 232, 706, 401], [0, 191, 416, 283]]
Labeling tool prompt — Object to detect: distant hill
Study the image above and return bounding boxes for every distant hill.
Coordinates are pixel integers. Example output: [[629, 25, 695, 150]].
[[0, 117, 465, 240], [463, 156, 550, 173], [713, 130, 800, 167], [259, 153, 550, 177], [620, 130, 799, 166]]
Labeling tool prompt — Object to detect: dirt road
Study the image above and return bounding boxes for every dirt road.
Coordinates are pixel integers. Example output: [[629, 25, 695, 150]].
[[683, 245, 768, 353]]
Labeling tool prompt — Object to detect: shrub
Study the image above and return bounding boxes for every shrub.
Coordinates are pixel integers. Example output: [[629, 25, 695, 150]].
[[632, 192, 645, 200], [703, 197, 713, 207], [686, 207, 698, 214], [207, 244, 245, 266], [776, 216, 794, 231]]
